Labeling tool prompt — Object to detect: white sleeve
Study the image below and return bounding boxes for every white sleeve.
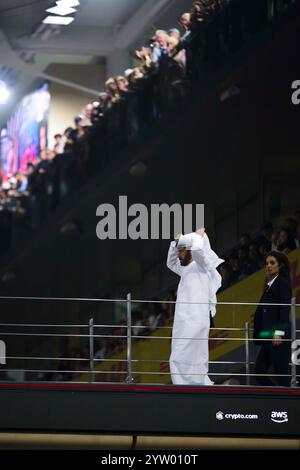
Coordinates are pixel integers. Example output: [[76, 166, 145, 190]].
[[192, 233, 224, 271], [166, 241, 182, 276], [190, 234, 211, 271], [190, 233, 223, 316]]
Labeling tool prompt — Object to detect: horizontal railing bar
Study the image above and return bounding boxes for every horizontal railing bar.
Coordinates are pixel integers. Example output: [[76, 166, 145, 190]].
[[3, 356, 256, 365], [131, 336, 292, 342], [0, 324, 252, 332], [0, 323, 89, 328], [0, 295, 298, 307], [0, 332, 294, 342], [0, 370, 295, 378], [5, 356, 89, 362], [0, 332, 90, 338], [0, 369, 128, 375], [100, 372, 293, 377]]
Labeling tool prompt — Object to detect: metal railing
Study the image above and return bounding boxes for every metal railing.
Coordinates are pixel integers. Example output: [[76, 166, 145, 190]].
[[0, 295, 299, 387]]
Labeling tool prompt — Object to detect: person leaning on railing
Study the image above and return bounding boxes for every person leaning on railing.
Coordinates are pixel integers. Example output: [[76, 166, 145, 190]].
[[253, 250, 292, 387]]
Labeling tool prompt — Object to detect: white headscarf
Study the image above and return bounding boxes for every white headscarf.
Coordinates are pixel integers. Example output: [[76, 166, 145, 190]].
[[177, 233, 194, 250]]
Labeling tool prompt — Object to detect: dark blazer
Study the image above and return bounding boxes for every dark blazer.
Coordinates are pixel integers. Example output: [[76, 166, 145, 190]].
[[253, 276, 292, 345]]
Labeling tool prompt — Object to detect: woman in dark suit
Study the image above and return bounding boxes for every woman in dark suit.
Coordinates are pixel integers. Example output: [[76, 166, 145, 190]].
[[253, 251, 292, 387]]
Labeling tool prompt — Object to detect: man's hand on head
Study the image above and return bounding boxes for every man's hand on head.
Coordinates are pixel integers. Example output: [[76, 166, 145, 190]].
[[196, 228, 205, 237], [175, 233, 182, 247]]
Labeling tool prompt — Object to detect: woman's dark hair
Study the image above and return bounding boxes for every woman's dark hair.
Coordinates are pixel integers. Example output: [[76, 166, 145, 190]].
[[265, 250, 290, 278]]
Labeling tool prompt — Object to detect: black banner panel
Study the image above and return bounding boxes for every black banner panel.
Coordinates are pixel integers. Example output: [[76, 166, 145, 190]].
[[0, 383, 299, 437]]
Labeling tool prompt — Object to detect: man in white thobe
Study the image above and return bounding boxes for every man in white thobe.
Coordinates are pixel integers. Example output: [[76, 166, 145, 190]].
[[167, 229, 224, 385]]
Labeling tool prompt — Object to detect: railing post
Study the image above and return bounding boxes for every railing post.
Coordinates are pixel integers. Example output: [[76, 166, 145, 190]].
[[126, 293, 133, 384], [245, 321, 251, 386], [291, 298, 297, 387], [89, 318, 94, 384]]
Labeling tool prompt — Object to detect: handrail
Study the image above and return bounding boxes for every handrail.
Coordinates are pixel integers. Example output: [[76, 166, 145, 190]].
[[0, 295, 298, 307], [0, 296, 298, 387]]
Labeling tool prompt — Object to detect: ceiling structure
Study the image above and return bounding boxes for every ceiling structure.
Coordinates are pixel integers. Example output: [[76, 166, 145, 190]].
[[0, 0, 192, 126]]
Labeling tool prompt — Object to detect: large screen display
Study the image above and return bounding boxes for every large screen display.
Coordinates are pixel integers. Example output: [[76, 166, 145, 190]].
[[0, 83, 50, 181]]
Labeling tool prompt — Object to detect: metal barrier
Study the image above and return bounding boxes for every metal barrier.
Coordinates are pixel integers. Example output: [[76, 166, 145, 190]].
[[0, 295, 299, 387]]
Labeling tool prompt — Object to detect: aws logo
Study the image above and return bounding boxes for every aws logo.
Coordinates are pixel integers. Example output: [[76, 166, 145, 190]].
[[271, 411, 288, 424]]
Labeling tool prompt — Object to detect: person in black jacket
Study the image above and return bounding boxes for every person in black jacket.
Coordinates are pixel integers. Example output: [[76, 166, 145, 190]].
[[253, 251, 292, 387]]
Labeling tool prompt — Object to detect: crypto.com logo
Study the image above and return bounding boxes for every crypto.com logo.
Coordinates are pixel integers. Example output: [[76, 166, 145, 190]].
[[291, 340, 300, 365], [96, 196, 204, 240], [0, 340, 6, 365]]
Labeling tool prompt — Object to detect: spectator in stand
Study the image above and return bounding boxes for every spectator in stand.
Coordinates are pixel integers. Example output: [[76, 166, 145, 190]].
[[127, 68, 144, 88], [179, 12, 192, 39], [69, 116, 85, 142], [249, 241, 264, 268], [271, 229, 280, 251], [255, 221, 273, 251], [259, 242, 271, 261], [94, 338, 108, 360], [79, 104, 93, 128], [178, 9, 203, 80], [191, 1, 210, 32], [218, 263, 233, 291], [15, 172, 28, 194], [151, 30, 169, 64], [283, 217, 297, 240], [168, 28, 181, 41], [237, 246, 258, 276], [116, 76, 129, 95], [132, 311, 144, 339], [135, 46, 152, 70], [94, 92, 112, 121], [60, 127, 74, 153], [167, 36, 186, 68], [111, 322, 127, 354], [276, 228, 297, 254], [229, 253, 242, 282], [239, 232, 251, 248], [53, 134, 63, 154], [105, 78, 120, 103]]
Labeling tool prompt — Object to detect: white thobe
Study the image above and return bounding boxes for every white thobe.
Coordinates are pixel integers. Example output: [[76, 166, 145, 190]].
[[167, 233, 224, 385]]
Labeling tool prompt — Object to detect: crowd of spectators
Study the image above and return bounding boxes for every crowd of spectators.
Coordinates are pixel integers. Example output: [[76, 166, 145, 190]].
[[218, 214, 300, 291], [0, 0, 297, 256]]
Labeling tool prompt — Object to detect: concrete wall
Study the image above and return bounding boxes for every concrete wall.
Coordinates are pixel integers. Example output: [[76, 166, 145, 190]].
[[46, 63, 106, 149]]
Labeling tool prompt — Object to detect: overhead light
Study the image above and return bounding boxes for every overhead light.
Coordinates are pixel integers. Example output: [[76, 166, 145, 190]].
[[43, 16, 75, 25], [0, 80, 10, 104], [56, 0, 80, 7], [46, 5, 76, 15]]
